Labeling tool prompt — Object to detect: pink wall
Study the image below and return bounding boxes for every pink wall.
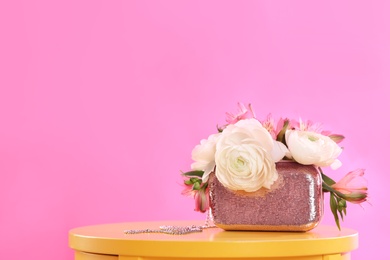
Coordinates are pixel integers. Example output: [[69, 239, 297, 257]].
[[1, 1, 389, 259]]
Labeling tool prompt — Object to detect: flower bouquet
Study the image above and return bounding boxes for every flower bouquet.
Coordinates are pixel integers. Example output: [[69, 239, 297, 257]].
[[182, 103, 368, 231]]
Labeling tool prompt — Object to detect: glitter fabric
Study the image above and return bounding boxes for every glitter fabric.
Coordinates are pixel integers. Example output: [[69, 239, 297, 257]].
[[209, 161, 323, 231]]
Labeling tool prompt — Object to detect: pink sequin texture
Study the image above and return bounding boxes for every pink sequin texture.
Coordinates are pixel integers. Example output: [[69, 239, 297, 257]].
[[209, 162, 323, 231]]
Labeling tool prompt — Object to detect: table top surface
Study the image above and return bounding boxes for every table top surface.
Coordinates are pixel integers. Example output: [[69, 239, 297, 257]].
[[69, 220, 358, 258]]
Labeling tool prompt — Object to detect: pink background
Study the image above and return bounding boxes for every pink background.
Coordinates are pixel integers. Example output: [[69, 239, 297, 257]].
[[1, 1, 389, 259]]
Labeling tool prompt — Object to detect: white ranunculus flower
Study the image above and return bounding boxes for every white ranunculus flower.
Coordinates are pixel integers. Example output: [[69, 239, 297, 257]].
[[191, 133, 221, 182], [272, 140, 290, 162], [214, 119, 279, 192], [285, 130, 342, 169]]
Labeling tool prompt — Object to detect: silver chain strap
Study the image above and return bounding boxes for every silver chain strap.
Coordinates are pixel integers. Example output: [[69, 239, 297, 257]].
[[124, 210, 216, 235]]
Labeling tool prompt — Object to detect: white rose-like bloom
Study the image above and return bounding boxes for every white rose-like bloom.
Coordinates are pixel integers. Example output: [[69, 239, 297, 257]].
[[285, 130, 342, 169], [214, 119, 280, 192], [191, 133, 221, 183]]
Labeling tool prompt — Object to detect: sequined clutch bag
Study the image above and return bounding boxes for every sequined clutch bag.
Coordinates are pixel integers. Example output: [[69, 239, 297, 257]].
[[209, 161, 323, 231]]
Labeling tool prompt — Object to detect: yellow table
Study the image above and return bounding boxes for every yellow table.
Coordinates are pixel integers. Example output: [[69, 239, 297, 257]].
[[69, 220, 358, 260]]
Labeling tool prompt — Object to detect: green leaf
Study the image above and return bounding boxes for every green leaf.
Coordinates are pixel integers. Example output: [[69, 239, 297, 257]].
[[339, 210, 344, 220], [276, 119, 289, 144], [321, 171, 336, 186], [330, 193, 341, 230], [338, 198, 347, 216], [321, 178, 337, 194], [182, 170, 204, 178], [329, 134, 345, 143]]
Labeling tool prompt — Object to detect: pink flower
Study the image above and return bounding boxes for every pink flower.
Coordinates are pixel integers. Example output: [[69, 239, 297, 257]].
[[290, 119, 344, 143], [181, 182, 194, 197], [225, 102, 256, 124], [261, 114, 278, 139], [290, 118, 345, 143], [332, 169, 368, 204], [182, 180, 210, 213], [194, 188, 210, 213], [275, 118, 289, 136], [290, 118, 323, 132]]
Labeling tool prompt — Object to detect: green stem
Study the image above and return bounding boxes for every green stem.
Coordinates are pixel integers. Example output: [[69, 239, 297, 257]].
[[322, 181, 348, 201]]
